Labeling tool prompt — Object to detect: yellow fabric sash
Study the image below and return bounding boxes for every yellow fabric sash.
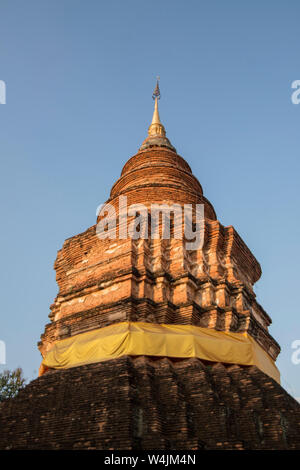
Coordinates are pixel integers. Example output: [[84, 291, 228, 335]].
[[40, 321, 280, 383]]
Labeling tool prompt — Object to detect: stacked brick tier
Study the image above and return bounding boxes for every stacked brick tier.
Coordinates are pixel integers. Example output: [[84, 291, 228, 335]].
[[39, 146, 280, 362], [109, 147, 216, 219], [1, 356, 299, 450]]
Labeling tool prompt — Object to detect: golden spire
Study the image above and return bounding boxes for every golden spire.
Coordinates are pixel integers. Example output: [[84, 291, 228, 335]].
[[148, 98, 166, 137], [139, 78, 176, 152], [148, 79, 166, 137]]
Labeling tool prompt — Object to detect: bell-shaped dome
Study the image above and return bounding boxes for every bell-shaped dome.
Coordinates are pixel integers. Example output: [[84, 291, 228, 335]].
[[108, 88, 217, 221]]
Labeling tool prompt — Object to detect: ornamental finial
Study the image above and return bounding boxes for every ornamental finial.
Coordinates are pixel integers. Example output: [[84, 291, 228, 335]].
[[152, 76, 161, 100]]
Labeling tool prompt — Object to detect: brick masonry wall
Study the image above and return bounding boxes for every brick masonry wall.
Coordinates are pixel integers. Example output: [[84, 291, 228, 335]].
[[0, 357, 300, 450]]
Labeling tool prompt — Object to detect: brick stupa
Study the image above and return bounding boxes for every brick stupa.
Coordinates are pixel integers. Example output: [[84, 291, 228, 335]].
[[1, 84, 300, 450]]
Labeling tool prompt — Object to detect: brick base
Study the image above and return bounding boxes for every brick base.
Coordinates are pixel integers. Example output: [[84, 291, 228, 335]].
[[0, 356, 299, 450]]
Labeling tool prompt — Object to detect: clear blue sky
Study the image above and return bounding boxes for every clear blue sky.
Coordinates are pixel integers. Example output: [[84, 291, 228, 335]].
[[0, 0, 299, 398]]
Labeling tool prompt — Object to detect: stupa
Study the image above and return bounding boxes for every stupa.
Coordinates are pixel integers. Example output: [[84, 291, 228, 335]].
[[0, 82, 299, 450]]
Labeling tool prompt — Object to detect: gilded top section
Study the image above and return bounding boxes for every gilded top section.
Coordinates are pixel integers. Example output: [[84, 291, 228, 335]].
[[139, 81, 176, 152]]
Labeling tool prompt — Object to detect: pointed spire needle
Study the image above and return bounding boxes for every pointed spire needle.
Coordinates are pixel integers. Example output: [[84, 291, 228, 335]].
[[151, 97, 162, 125]]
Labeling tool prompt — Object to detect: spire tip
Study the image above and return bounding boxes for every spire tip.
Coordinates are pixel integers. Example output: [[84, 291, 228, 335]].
[[152, 77, 161, 100]]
